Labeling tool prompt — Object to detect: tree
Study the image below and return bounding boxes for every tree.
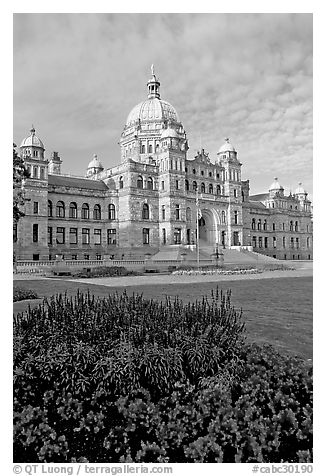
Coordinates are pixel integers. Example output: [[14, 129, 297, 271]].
[[13, 143, 29, 222]]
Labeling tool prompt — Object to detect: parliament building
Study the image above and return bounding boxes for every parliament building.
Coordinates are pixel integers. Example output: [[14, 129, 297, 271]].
[[14, 69, 313, 262]]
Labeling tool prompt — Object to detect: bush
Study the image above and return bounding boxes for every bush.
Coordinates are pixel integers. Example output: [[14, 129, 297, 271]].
[[13, 290, 312, 463], [13, 287, 38, 302], [72, 266, 139, 278]]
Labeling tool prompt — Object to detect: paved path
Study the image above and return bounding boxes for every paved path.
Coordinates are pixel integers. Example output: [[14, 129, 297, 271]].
[[66, 267, 312, 288]]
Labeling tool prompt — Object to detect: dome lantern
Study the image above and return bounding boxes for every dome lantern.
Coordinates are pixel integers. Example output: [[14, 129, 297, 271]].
[[147, 64, 161, 99]]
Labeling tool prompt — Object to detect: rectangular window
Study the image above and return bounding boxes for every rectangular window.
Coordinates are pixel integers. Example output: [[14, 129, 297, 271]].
[[94, 229, 102, 245], [107, 229, 117, 245], [176, 180, 179, 190], [71, 254, 77, 260], [96, 254, 102, 260], [252, 236, 257, 248], [264, 237, 268, 248], [296, 238, 299, 249], [258, 236, 263, 248], [84, 254, 89, 260], [13, 222, 17, 242], [283, 237, 286, 248], [161, 181, 165, 190], [56, 227, 65, 244], [234, 189, 237, 198], [69, 227, 78, 244], [162, 205, 166, 220], [32, 254, 39, 261], [273, 237, 277, 248], [32, 224, 38, 243], [162, 228, 166, 245], [48, 226, 53, 245], [175, 204, 180, 220], [272, 223, 276, 231], [174, 228, 181, 245], [33, 202, 39, 214], [143, 228, 150, 245], [82, 228, 90, 244], [234, 211, 238, 225]]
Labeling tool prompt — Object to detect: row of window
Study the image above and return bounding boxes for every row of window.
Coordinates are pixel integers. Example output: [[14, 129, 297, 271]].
[[251, 219, 310, 232], [252, 236, 311, 249], [26, 165, 46, 180], [185, 167, 221, 179], [47, 227, 117, 245], [48, 201, 116, 220]]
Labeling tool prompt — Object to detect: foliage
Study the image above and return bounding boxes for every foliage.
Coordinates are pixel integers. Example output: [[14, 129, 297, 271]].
[[13, 287, 38, 302], [72, 266, 139, 278], [13, 143, 29, 222], [13, 290, 312, 463]]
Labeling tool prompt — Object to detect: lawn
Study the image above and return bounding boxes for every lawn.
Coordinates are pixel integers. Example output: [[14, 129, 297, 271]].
[[13, 276, 312, 359]]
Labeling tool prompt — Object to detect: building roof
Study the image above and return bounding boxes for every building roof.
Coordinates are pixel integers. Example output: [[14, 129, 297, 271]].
[[218, 138, 236, 153], [249, 193, 269, 201], [20, 126, 44, 149], [48, 174, 109, 191], [248, 200, 267, 210], [126, 98, 179, 126]]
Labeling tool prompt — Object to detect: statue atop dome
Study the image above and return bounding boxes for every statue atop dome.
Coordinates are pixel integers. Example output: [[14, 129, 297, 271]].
[[151, 64, 155, 76]]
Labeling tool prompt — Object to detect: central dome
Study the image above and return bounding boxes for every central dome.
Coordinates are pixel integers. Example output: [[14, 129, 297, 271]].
[[126, 98, 179, 126]]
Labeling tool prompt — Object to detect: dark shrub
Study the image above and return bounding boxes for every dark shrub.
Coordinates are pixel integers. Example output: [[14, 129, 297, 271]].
[[72, 266, 139, 278], [13, 290, 312, 463], [13, 287, 38, 302]]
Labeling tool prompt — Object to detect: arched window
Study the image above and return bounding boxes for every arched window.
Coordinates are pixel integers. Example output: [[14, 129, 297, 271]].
[[208, 184, 213, 194], [295, 221, 298, 231], [108, 204, 116, 220], [192, 181, 197, 191], [142, 203, 149, 220], [137, 176, 143, 189], [119, 176, 123, 189], [185, 179, 189, 191], [56, 201, 65, 218], [33, 167, 38, 179], [148, 144, 153, 153], [40, 168, 45, 180], [48, 200, 53, 217], [147, 177, 153, 190], [252, 218, 256, 230], [93, 204, 101, 220], [216, 185, 221, 195], [263, 219, 267, 231], [290, 221, 293, 231], [69, 202, 77, 219], [81, 203, 89, 219], [186, 207, 191, 221], [192, 168, 196, 174], [221, 211, 226, 224], [141, 144, 145, 154], [257, 219, 262, 230], [201, 183, 205, 193]]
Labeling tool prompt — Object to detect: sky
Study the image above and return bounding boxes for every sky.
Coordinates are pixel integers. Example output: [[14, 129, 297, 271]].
[[13, 13, 313, 197]]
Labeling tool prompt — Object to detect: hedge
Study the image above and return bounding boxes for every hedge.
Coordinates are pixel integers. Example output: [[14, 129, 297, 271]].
[[13, 290, 312, 463]]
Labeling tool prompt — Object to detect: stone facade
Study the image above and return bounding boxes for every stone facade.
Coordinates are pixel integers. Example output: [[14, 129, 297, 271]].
[[14, 70, 313, 261]]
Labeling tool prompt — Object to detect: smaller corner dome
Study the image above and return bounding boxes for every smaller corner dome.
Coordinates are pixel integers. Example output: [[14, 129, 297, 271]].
[[218, 138, 236, 153], [20, 126, 45, 149], [161, 127, 179, 139], [269, 177, 284, 191], [87, 154, 103, 169], [295, 182, 307, 194]]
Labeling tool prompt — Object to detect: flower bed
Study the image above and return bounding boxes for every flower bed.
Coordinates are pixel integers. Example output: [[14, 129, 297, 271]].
[[172, 268, 262, 276]]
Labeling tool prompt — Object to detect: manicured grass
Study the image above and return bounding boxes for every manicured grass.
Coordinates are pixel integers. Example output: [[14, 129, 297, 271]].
[[13, 276, 312, 359]]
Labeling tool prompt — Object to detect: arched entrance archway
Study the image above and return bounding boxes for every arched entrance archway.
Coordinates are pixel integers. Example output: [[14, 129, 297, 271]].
[[198, 209, 217, 245]]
